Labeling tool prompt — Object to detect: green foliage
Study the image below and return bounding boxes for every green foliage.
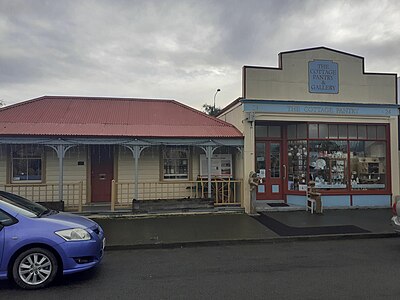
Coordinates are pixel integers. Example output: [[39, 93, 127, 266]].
[[202, 104, 221, 116]]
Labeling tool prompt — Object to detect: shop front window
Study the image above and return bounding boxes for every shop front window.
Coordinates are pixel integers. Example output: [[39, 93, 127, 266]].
[[309, 141, 348, 189], [286, 123, 388, 193], [287, 140, 308, 191], [350, 141, 386, 190], [163, 146, 189, 180], [255, 124, 281, 138], [12, 145, 43, 182]]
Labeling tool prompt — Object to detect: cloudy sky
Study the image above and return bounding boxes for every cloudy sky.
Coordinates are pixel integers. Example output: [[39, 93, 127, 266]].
[[1, 0, 399, 110]]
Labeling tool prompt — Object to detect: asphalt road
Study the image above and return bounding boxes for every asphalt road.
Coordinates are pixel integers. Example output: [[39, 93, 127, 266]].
[[1, 238, 400, 299]]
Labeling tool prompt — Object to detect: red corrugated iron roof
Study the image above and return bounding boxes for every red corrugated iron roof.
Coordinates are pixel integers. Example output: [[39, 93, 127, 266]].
[[0, 96, 243, 138]]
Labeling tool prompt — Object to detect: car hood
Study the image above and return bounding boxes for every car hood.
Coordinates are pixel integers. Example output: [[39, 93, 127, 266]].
[[39, 211, 98, 229]]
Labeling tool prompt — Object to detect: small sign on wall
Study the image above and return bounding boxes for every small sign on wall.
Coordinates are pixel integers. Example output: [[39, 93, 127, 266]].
[[308, 60, 339, 94], [299, 184, 307, 191]]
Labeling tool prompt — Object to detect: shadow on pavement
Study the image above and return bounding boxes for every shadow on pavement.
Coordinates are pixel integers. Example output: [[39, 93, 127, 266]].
[[253, 212, 370, 236]]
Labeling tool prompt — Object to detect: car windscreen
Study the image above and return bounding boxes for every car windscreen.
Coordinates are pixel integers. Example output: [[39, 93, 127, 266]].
[[0, 191, 47, 217]]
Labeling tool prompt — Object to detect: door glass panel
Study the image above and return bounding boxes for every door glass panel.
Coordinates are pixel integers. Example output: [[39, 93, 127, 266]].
[[270, 143, 280, 178], [256, 143, 266, 178]]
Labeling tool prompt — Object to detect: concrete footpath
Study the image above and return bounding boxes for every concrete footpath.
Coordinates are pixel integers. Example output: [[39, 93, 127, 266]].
[[88, 208, 398, 250]]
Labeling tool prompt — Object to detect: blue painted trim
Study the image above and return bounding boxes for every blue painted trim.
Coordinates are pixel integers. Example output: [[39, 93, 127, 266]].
[[352, 195, 391, 207], [321, 195, 350, 207], [287, 194, 390, 208], [241, 99, 399, 108], [287, 195, 306, 207], [242, 99, 399, 116]]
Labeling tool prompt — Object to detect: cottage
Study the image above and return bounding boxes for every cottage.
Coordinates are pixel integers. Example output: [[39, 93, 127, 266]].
[[0, 97, 244, 212]]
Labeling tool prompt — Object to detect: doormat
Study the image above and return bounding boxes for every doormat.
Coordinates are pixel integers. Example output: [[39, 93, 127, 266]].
[[267, 203, 289, 207], [253, 213, 370, 236]]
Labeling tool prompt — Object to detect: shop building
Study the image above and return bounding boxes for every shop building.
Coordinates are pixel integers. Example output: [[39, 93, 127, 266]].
[[218, 47, 399, 213]]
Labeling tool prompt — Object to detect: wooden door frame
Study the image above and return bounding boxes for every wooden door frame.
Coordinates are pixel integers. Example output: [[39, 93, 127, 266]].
[[89, 145, 114, 203], [255, 140, 285, 200]]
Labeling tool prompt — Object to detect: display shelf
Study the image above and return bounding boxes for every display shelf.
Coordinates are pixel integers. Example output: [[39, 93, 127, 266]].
[[356, 157, 385, 184], [312, 156, 347, 188]]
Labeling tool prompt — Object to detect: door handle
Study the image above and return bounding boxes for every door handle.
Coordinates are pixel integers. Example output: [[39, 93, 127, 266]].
[[283, 164, 286, 180]]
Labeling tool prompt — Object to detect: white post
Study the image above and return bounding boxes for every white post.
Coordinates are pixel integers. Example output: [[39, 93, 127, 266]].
[[206, 145, 212, 199]]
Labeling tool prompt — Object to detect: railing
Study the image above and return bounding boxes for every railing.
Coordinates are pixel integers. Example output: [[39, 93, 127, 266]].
[[0, 179, 242, 212], [1, 182, 84, 212], [111, 179, 243, 210]]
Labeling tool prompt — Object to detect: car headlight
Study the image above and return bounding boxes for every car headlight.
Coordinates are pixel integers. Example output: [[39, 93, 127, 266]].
[[55, 228, 91, 241]]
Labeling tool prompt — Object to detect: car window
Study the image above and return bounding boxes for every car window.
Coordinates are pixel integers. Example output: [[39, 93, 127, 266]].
[[0, 191, 47, 217], [0, 209, 16, 225]]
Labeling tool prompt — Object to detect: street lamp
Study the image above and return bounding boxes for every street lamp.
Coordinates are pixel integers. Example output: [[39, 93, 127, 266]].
[[213, 88, 221, 113]]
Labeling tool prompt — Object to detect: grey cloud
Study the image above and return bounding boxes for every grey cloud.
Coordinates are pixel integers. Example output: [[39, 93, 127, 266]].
[[1, 0, 400, 108]]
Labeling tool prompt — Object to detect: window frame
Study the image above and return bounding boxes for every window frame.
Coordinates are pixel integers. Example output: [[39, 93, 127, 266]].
[[161, 146, 190, 181], [10, 145, 44, 184]]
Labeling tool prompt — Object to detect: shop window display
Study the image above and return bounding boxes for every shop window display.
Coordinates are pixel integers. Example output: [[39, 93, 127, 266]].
[[287, 140, 308, 191], [309, 141, 348, 189], [270, 123, 388, 194], [350, 141, 386, 190]]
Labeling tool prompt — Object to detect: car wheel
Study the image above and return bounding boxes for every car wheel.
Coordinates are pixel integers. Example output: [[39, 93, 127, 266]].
[[12, 247, 58, 289]]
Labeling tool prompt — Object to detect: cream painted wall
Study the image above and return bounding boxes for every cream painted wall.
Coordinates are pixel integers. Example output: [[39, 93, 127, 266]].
[[45, 146, 87, 205], [0, 145, 6, 185], [0, 146, 87, 206], [389, 117, 400, 201], [218, 106, 252, 211], [117, 146, 206, 182], [242, 120, 256, 213], [218, 102, 245, 132], [0, 145, 88, 185], [117, 146, 160, 182], [245, 48, 397, 104], [45, 146, 87, 184], [1, 144, 244, 206]]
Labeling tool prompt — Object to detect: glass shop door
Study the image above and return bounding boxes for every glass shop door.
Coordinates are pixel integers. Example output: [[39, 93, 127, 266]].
[[255, 141, 284, 200]]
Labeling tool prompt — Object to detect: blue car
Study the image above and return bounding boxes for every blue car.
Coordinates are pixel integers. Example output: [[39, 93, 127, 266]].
[[0, 191, 105, 289]]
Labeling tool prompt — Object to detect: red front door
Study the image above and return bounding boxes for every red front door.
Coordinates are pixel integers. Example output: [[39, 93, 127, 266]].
[[91, 145, 114, 202], [256, 141, 284, 200]]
